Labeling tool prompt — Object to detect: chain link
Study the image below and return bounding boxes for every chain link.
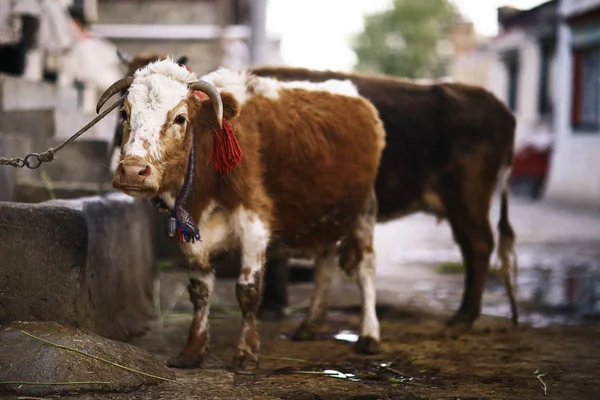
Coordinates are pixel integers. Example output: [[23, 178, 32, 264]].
[[0, 94, 126, 169]]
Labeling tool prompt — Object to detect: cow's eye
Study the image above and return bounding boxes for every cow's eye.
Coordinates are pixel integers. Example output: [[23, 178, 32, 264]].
[[120, 110, 128, 121], [174, 115, 186, 125]]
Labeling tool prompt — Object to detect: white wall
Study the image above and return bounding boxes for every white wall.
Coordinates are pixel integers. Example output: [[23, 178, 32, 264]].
[[545, 13, 600, 207], [489, 30, 543, 146]]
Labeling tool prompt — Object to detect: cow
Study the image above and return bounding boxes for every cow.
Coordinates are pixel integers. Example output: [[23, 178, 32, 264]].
[[249, 66, 519, 334], [96, 58, 386, 371], [108, 55, 518, 336]]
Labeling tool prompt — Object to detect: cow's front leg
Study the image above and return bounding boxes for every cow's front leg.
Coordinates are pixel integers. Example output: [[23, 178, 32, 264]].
[[168, 209, 231, 369], [167, 268, 214, 368], [232, 209, 269, 373]]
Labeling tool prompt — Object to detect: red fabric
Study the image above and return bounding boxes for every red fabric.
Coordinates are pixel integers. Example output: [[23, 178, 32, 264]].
[[186, 65, 241, 173], [206, 119, 242, 174]]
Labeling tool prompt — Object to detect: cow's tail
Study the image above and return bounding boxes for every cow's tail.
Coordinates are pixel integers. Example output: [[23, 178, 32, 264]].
[[496, 146, 519, 327]]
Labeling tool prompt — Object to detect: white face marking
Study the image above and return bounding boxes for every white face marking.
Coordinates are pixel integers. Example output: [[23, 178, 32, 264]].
[[109, 146, 121, 173], [121, 58, 199, 162], [235, 208, 270, 285]]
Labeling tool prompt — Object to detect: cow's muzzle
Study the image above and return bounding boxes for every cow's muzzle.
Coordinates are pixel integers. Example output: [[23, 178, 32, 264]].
[[113, 157, 159, 195]]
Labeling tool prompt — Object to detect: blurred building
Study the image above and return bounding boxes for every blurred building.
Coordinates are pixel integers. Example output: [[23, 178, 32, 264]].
[[544, 0, 600, 207], [447, 22, 495, 89], [89, 0, 282, 75], [487, 1, 558, 150]]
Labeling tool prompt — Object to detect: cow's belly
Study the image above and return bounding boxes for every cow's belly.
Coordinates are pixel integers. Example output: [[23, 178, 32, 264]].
[[268, 187, 371, 253]]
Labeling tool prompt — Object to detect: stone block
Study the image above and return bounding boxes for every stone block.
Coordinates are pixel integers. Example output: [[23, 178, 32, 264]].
[[54, 108, 119, 143], [0, 110, 55, 150], [97, 1, 219, 25], [0, 74, 78, 111], [41, 139, 112, 183], [12, 180, 114, 203], [0, 193, 157, 341]]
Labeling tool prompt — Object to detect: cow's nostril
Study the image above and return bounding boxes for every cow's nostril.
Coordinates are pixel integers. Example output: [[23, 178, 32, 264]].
[[139, 165, 151, 177]]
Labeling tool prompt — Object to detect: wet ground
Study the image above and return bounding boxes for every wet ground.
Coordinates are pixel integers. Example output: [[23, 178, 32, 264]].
[[7, 196, 600, 399]]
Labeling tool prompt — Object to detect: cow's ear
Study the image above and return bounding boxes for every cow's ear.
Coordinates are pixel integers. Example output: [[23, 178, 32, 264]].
[[219, 91, 240, 121], [196, 91, 240, 128]]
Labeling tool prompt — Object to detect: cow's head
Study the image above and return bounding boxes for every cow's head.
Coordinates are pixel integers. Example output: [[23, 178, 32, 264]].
[[97, 58, 239, 198]]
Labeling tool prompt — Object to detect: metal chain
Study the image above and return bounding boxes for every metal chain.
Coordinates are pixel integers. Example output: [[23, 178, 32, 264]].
[[0, 94, 126, 169]]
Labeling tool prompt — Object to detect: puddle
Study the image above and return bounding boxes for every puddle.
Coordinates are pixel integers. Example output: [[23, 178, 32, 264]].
[[333, 330, 359, 343], [280, 360, 431, 387], [485, 263, 600, 327]]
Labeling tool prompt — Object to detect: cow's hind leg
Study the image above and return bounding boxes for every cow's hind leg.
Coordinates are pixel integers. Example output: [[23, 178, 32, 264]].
[[439, 158, 496, 336], [258, 253, 289, 321], [292, 245, 337, 341], [231, 208, 270, 373], [339, 190, 380, 354]]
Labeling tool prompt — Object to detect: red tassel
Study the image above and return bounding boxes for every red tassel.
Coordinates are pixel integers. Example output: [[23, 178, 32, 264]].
[[207, 119, 242, 174]]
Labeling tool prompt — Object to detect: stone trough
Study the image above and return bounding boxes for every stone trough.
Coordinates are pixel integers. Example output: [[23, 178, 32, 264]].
[[0, 193, 173, 395]]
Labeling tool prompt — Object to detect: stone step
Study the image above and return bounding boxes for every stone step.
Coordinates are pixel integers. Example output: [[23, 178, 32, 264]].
[[0, 74, 78, 112], [12, 180, 115, 203], [41, 139, 113, 183]]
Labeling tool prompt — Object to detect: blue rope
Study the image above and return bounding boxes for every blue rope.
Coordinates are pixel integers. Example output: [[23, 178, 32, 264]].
[[172, 132, 201, 243]]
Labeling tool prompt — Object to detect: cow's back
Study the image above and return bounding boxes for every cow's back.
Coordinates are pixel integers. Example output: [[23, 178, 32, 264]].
[[239, 86, 385, 250], [250, 67, 516, 219]]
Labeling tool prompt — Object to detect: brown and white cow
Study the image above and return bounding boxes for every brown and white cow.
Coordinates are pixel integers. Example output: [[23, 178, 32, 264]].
[[108, 55, 518, 336], [250, 66, 519, 335], [97, 58, 386, 371]]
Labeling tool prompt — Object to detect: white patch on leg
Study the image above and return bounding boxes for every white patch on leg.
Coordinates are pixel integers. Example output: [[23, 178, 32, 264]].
[[357, 252, 380, 340], [234, 207, 270, 285], [305, 246, 337, 324], [179, 202, 232, 267]]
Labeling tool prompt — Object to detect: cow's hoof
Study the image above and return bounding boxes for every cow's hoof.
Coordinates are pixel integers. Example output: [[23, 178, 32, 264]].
[[167, 353, 202, 369], [444, 313, 475, 338], [231, 350, 259, 374], [291, 323, 318, 341], [355, 336, 380, 354]]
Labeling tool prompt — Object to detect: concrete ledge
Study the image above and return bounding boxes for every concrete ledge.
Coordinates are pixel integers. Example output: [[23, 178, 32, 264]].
[[0, 193, 157, 341], [0, 74, 78, 111]]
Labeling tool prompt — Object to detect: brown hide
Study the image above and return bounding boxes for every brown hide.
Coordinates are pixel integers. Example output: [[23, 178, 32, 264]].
[[248, 66, 516, 220], [181, 87, 385, 253]]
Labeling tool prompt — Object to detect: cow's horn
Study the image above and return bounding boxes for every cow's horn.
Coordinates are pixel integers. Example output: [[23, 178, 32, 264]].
[[96, 77, 134, 114], [117, 49, 133, 65], [189, 80, 223, 128]]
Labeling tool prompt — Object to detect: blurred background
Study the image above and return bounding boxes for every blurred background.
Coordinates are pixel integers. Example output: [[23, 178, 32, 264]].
[[1, 0, 600, 328]]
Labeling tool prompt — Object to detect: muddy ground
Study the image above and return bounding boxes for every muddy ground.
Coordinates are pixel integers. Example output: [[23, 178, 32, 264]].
[[12, 273, 597, 400], [3, 198, 600, 399]]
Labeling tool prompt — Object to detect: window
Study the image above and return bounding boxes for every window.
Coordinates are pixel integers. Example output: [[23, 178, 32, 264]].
[[572, 46, 600, 131], [504, 52, 520, 112], [538, 40, 555, 121]]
